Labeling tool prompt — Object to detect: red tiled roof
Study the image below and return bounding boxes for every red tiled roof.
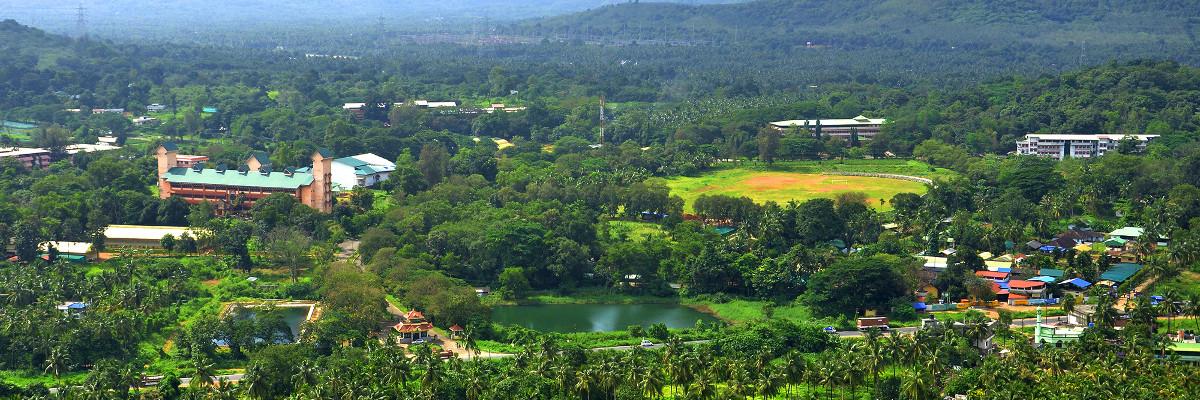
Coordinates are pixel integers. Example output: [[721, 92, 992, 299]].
[[404, 310, 426, 321], [448, 324, 464, 332], [990, 282, 1009, 295], [1007, 280, 1046, 289], [394, 322, 433, 333], [975, 271, 1009, 279]]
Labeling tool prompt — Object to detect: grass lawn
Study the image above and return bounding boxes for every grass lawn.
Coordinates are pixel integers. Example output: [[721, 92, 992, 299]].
[[1153, 270, 1200, 298], [607, 220, 666, 241], [663, 161, 936, 212]]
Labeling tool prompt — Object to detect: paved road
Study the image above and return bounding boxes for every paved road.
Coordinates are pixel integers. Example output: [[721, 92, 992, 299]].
[[834, 315, 1068, 337], [178, 374, 245, 386], [151, 316, 1075, 385]]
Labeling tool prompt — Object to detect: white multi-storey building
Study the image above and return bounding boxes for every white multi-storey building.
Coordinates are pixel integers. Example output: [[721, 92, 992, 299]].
[[1015, 134, 1158, 160]]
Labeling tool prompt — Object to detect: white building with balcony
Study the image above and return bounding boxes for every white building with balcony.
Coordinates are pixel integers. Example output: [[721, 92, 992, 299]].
[[1015, 134, 1157, 160]]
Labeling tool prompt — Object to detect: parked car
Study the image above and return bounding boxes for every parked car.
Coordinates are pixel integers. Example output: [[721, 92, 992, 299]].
[[823, 326, 837, 334], [640, 339, 654, 347]]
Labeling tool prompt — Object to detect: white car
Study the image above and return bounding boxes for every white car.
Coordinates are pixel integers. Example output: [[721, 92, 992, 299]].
[[640, 339, 654, 347]]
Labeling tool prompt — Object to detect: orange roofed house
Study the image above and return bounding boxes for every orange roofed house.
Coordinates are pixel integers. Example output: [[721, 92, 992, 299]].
[[155, 143, 333, 213], [394, 310, 433, 343]]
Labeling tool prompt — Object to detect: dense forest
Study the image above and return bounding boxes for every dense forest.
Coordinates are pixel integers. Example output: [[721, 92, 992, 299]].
[[0, 0, 1199, 397]]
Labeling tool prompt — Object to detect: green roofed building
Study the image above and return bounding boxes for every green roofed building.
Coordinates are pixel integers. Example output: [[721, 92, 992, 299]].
[[156, 143, 333, 213], [1099, 263, 1142, 284]]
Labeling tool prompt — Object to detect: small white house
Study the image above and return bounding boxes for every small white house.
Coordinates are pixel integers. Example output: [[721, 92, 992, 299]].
[[330, 153, 395, 191]]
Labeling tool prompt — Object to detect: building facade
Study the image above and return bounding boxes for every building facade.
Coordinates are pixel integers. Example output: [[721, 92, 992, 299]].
[[330, 153, 396, 191], [156, 143, 333, 213], [768, 115, 887, 139], [1015, 134, 1158, 160], [0, 147, 52, 168]]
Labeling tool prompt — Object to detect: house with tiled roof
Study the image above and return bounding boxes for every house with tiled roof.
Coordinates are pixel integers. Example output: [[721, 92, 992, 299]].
[[155, 143, 333, 213]]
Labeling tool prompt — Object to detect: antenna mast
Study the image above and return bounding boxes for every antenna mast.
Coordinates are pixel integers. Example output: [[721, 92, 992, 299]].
[[599, 95, 607, 145]]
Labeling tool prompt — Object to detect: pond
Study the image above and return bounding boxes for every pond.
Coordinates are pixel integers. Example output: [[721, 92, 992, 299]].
[[491, 303, 720, 332], [214, 304, 314, 345]]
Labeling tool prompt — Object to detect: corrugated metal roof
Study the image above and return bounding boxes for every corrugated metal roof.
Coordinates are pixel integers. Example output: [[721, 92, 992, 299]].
[[162, 167, 314, 189], [1100, 263, 1142, 283]]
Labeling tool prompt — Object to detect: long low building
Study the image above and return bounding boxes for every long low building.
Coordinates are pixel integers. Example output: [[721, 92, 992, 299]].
[[104, 225, 203, 248], [0, 147, 52, 168], [767, 115, 887, 140], [156, 143, 333, 213], [1015, 134, 1158, 160]]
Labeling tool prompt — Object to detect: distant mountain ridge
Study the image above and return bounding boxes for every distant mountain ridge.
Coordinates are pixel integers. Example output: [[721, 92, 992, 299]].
[[509, 0, 1200, 51], [0, 0, 746, 40]]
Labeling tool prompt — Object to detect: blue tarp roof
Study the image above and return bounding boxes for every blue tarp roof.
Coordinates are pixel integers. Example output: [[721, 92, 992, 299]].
[[996, 267, 1011, 273], [1039, 245, 1058, 252], [913, 302, 927, 310], [1029, 276, 1057, 283], [1060, 278, 1092, 288], [997, 282, 1010, 289]]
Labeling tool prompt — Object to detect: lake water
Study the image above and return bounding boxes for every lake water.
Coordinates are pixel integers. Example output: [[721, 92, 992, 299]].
[[214, 305, 312, 345], [491, 303, 720, 332]]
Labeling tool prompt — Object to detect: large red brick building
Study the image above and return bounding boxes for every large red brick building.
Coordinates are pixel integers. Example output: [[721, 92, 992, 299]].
[[156, 143, 333, 213]]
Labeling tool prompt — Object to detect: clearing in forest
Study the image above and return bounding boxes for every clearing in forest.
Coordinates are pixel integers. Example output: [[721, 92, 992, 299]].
[[665, 169, 929, 212]]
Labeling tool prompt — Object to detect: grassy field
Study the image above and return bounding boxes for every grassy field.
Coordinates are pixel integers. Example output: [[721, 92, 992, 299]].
[[664, 166, 931, 212], [606, 220, 666, 241]]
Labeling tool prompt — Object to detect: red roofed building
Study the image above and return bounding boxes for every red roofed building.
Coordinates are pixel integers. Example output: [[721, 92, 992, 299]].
[[404, 310, 426, 322], [394, 321, 433, 342], [448, 324, 464, 338], [393, 309, 432, 343], [975, 270, 1010, 282], [1007, 279, 1047, 298]]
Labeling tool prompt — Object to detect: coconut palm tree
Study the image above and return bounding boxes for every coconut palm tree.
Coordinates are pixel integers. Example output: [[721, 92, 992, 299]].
[[901, 372, 935, 400], [292, 359, 319, 393], [574, 369, 592, 400], [689, 369, 717, 400], [43, 345, 70, 378], [189, 356, 216, 389], [465, 367, 485, 400], [638, 366, 664, 400], [782, 351, 807, 400]]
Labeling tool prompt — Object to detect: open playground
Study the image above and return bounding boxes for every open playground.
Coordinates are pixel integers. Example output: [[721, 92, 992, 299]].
[[665, 161, 938, 211]]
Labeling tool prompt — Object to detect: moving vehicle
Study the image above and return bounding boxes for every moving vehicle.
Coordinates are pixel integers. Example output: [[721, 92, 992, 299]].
[[640, 339, 654, 347], [856, 317, 890, 331]]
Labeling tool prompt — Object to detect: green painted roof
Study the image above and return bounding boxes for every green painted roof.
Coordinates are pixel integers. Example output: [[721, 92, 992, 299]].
[[1100, 263, 1142, 283], [248, 151, 271, 165], [163, 167, 313, 189], [1039, 268, 1065, 278]]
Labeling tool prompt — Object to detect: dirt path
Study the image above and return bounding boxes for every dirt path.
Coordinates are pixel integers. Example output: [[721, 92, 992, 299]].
[[1116, 277, 1157, 309]]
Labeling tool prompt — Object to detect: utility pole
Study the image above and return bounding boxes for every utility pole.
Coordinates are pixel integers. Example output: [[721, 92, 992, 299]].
[[75, 3, 87, 39]]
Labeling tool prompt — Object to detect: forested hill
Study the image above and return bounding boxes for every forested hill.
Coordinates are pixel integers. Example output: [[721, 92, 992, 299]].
[[0, 0, 744, 42], [509, 0, 1200, 63]]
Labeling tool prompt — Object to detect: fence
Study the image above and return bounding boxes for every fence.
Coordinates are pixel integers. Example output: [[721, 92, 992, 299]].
[[822, 171, 934, 185]]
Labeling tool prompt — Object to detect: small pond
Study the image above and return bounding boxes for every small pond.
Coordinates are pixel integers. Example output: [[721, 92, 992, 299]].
[[491, 303, 719, 332], [213, 304, 313, 345]]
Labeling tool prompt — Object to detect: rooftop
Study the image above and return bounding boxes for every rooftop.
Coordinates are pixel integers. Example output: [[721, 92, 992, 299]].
[[1008, 280, 1047, 289], [769, 115, 887, 128], [162, 167, 314, 189], [1022, 134, 1159, 141], [0, 147, 50, 157], [104, 224, 201, 241], [1100, 263, 1143, 283]]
